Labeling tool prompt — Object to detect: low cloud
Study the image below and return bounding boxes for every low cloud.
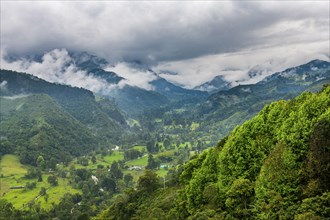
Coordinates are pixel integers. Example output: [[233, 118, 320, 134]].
[[106, 62, 157, 90], [1, 49, 117, 95], [0, 80, 8, 91], [155, 41, 329, 88], [1, 1, 329, 65], [2, 94, 30, 100]]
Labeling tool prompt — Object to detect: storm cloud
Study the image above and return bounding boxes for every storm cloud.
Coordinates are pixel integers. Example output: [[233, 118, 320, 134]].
[[1, 1, 329, 88]]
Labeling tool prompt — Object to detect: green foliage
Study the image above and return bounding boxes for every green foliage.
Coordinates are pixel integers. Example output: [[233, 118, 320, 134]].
[[105, 86, 330, 220], [137, 170, 161, 193], [303, 117, 330, 197], [39, 187, 47, 196], [295, 192, 330, 219], [124, 149, 143, 161], [225, 178, 254, 218], [0, 94, 101, 165], [25, 181, 37, 190], [146, 154, 160, 170], [184, 148, 220, 212], [0, 199, 16, 220], [110, 161, 123, 180], [47, 175, 58, 186], [124, 173, 134, 187]]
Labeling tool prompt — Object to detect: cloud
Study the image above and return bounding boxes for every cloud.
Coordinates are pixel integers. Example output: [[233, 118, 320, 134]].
[[0, 80, 8, 91], [1, 48, 117, 95], [1, 1, 329, 88], [1, 1, 328, 64], [155, 41, 330, 88], [106, 63, 157, 90], [2, 94, 30, 100]]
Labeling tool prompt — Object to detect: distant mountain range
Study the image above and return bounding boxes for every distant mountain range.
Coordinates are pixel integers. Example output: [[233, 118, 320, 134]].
[[69, 51, 208, 115], [194, 75, 232, 93], [193, 59, 330, 140]]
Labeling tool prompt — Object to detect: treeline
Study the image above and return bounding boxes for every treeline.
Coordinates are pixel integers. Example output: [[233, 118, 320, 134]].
[[98, 85, 330, 219]]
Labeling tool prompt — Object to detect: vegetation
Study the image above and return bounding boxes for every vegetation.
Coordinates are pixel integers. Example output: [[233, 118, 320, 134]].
[[0, 94, 100, 165], [0, 62, 329, 219], [97, 85, 330, 220]]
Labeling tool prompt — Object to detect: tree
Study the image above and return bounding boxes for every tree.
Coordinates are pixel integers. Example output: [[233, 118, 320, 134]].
[[146, 140, 156, 153], [225, 178, 254, 218], [110, 161, 123, 180], [102, 176, 116, 193], [124, 173, 133, 187], [137, 170, 161, 193], [146, 154, 159, 170], [36, 156, 46, 170], [124, 149, 142, 161], [196, 140, 204, 154], [163, 139, 171, 149], [47, 175, 58, 186], [25, 182, 37, 190], [91, 155, 97, 164], [78, 157, 89, 166], [39, 187, 47, 196], [0, 199, 16, 219]]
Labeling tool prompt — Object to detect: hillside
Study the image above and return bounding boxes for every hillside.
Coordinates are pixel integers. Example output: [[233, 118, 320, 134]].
[[99, 85, 330, 220], [0, 69, 125, 140], [193, 59, 330, 141], [107, 85, 170, 116], [150, 76, 208, 101], [0, 94, 100, 165]]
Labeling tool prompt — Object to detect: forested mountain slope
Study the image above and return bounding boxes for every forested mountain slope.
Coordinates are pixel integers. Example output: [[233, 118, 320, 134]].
[[0, 94, 100, 165], [193, 59, 330, 141], [99, 85, 330, 220], [0, 69, 125, 139]]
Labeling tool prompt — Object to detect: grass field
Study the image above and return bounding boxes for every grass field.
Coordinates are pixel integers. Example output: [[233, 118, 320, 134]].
[[103, 151, 124, 163], [126, 155, 148, 167], [71, 151, 124, 169], [0, 154, 80, 210], [132, 145, 146, 152], [0, 154, 27, 177]]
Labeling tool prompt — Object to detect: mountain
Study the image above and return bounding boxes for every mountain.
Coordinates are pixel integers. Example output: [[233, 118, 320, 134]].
[[261, 59, 329, 84], [150, 75, 208, 101], [64, 53, 169, 115], [194, 75, 232, 93], [193, 59, 330, 140], [70, 52, 207, 115], [0, 69, 125, 140], [99, 85, 330, 220], [107, 84, 169, 116], [0, 94, 101, 165], [71, 51, 124, 84]]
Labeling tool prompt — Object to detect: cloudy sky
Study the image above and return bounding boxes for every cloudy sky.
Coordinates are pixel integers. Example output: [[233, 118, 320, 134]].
[[1, 1, 329, 89]]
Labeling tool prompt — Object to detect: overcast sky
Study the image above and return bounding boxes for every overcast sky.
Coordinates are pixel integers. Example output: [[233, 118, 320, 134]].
[[1, 1, 329, 88]]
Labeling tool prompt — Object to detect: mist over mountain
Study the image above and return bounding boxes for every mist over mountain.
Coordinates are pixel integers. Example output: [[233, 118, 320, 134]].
[[194, 75, 232, 93], [192, 59, 330, 141]]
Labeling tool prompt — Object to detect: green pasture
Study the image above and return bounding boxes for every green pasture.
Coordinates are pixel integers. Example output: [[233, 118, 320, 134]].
[[0, 154, 80, 210]]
